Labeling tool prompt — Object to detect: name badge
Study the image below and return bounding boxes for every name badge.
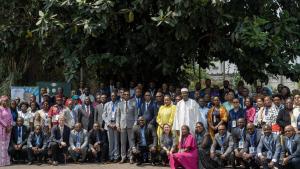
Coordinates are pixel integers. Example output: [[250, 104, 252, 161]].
[[232, 120, 237, 128], [76, 142, 81, 148], [238, 140, 244, 149], [249, 147, 256, 154], [298, 121, 300, 126], [221, 147, 224, 154], [213, 115, 217, 123], [17, 137, 22, 144], [267, 151, 272, 159]]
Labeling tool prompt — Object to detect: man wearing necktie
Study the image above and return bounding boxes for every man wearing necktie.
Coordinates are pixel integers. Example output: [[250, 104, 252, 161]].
[[140, 91, 155, 126], [280, 125, 300, 169], [131, 88, 143, 117], [9, 117, 29, 163], [27, 125, 47, 165], [49, 116, 70, 166], [103, 92, 120, 162], [69, 123, 88, 163], [210, 124, 234, 168], [78, 97, 95, 131], [117, 90, 138, 164]]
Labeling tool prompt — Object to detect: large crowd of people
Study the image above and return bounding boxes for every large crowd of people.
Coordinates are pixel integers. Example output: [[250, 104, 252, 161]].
[[1, 79, 300, 169]]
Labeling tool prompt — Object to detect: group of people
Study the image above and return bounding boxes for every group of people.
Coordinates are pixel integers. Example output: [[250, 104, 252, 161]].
[[0, 79, 300, 169]]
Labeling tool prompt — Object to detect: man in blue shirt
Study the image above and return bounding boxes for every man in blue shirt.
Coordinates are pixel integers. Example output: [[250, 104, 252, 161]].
[[131, 116, 157, 166]]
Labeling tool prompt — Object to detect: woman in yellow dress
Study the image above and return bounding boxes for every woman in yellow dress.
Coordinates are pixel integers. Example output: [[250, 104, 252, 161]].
[[207, 96, 228, 139], [156, 95, 176, 144]]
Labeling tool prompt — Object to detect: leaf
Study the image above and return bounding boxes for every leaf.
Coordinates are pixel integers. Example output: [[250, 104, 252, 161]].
[[39, 11, 44, 17]]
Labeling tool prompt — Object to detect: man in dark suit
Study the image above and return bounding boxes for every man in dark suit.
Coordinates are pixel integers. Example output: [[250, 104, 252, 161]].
[[9, 117, 29, 163], [210, 124, 234, 168], [49, 116, 71, 166], [231, 118, 246, 168], [131, 116, 157, 166], [242, 123, 262, 169], [131, 87, 143, 116], [88, 122, 108, 163], [140, 91, 155, 126], [257, 125, 281, 169], [27, 125, 47, 165], [281, 125, 300, 169], [78, 97, 95, 131]]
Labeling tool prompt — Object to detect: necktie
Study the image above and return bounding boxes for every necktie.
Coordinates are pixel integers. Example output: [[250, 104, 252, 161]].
[[146, 103, 148, 112], [36, 135, 40, 145], [18, 127, 21, 137], [125, 101, 128, 113], [86, 105, 90, 116]]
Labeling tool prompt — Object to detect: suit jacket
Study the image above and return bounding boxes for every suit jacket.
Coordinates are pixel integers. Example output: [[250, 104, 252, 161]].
[[132, 124, 157, 148], [102, 101, 119, 130], [243, 130, 262, 154], [88, 129, 107, 148], [50, 125, 71, 146], [94, 103, 104, 128], [140, 101, 156, 126], [210, 132, 234, 156], [27, 132, 47, 150], [231, 127, 246, 150], [10, 125, 29, 146], [116, 100, 138, 129], [257, 133, 281, 161], [78, 104, 95, 131], [281, 134, 300, 160], [69, 129, 89, 149], [130, 97, 143, 117]]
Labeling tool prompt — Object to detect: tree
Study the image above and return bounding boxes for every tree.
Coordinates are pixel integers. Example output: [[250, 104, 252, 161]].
[[1, 0, 300, 93]]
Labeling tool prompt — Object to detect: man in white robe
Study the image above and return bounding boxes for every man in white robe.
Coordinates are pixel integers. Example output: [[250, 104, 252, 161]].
[[173, 88, 202, 137]]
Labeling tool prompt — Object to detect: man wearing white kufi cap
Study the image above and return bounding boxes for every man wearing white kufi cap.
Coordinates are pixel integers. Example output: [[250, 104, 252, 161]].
[[173, 88, 202, 137]]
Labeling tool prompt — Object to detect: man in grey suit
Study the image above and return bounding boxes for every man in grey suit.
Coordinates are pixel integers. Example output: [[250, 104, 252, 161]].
[[242, 123, 262, 169], [68, 123, 89, 163], [231, 118, 246, 168], [95, 94, 104, 129], [117, 90, 138, 163], [280, 125, 300, 169], [257, 125, 281, 169], [210, 124, 234, 168], [103, 92, 120, 162], [78, 97, 95, 131]]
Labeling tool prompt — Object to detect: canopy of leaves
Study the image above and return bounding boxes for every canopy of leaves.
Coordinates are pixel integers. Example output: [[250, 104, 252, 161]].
[[1, 0, 300, 90]]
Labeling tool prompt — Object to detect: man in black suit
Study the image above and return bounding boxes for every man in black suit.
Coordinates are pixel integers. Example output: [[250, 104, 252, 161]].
[[131, 116, 157, 166], [9, 117, 29, 163], [88, 122, 108, 163], [140, 91, 155, 126], [49, 116, 71, 166], [281, 125, 300, 169], [27, 125, 47, 165], [231, 118, 246, 168]]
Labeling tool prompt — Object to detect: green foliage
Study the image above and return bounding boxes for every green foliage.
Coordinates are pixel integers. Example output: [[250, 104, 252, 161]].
[[1, 0, 300, 91]]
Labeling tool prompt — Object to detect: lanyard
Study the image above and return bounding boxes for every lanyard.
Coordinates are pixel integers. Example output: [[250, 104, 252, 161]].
[[36, 135, 40, 145], [250, 130, 257, 146], [136, 98, 141, 109], [221, 134, 226, 146], [76, 132, 80, 143], [112, 102, 116, 112]]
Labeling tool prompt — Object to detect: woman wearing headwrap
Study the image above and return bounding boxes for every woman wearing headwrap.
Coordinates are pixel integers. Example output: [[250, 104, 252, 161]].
[[0, 95, 13, 166]]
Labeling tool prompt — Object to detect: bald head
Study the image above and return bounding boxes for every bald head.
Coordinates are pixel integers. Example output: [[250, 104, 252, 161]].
[[246, 123, 255, 134], [284, 125, 295, 138]]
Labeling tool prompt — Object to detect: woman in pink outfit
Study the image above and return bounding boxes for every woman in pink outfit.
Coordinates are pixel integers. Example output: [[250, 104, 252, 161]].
[[0, 95, 13, 166], [245, 97, 256, 123], [169, 125, 198, 169]]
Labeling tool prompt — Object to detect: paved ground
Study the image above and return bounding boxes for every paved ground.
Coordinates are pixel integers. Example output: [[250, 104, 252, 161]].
[[3, 163, 167, 169]]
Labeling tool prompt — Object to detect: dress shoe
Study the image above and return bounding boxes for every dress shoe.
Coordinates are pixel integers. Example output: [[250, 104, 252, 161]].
[[27, 162, 32, 165], [52, 161, 58, 166], [119, 159, 126, 164]]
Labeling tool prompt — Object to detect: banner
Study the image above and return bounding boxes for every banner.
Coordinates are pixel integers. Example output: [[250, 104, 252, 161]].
[[11, 86, 40, 102]]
